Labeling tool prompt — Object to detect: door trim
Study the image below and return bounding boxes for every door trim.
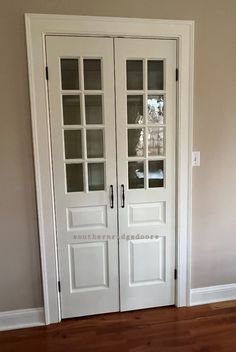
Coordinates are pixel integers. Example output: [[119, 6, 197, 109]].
[[25, 14, 194, 324]]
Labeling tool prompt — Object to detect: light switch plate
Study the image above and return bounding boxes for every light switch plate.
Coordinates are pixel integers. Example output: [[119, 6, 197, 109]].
[[192, 151, 200, 166]]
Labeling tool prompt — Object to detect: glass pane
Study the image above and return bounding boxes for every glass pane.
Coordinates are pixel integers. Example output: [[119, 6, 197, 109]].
[[64, 130, 82, 159], [148, 160, 164, 188], [128, 161, 144, 189], [85, 95, 103, 124], [127, 95, 143, 124], [66, 163, 84, 192], [63, 95, 81, 125], [84, 59, 102, 90], [61, 59, 79, 90], [128, 129, 145, 157], [148, 61, 164, 90], [148, 127, 165, 156], [127, 60, 143, 90], [86, 130, 104, 158], [88, 163, 105, 191], [147, 95, 165, 124]]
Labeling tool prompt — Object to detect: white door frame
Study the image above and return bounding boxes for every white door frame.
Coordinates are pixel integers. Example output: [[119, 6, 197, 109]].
[[25, 14, 194, 325]]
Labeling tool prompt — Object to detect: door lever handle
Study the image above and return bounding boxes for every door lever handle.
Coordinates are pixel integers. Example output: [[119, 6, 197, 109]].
[[110, 185, 114, 209], [121, 184, 125, 208]]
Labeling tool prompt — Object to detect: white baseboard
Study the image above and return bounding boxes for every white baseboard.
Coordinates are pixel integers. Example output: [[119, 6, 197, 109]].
[[190, 284, 236, 306], [1, 286, 236, 331], [0, 307, 45, 331]]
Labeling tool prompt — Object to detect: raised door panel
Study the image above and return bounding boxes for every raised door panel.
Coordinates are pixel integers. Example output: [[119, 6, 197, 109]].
[[129, 238, 165, 285], [69, 242, 109, 291]]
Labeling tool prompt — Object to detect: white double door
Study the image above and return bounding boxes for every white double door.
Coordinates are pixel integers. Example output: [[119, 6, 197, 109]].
[[46, 36, 176, 318]]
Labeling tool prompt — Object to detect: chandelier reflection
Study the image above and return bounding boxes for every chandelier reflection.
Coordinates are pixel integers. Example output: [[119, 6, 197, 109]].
[[147, 95, 164, 124], [133, 96, 165, 156]]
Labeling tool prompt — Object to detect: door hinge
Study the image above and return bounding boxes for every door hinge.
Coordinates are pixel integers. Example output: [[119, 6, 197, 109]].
[[58, 281, 61, 292], [175, 68, 179, 82], [45, 66, 49, 81], [174, 269, 177, 280]]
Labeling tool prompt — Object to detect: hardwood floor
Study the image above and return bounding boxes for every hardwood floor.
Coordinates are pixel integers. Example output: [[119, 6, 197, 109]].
[[1, 301, 236, 351]]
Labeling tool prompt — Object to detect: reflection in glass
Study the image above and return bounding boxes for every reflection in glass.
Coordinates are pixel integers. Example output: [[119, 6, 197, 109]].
[[88, 163, 105, 191], [61, 59, 79, 90], [86, 130, 104, 158], [63, 95, 81, 125], [148, 160, 164, 188], [148, 127, 165, 156], [128, 161, 144, 189], [147, 95, 164, 124], [127, 60, 143, 90], [64, 130, 82, 159], [127, 95, 143, 124], [84, 59, 102, 90], [85, 95, 103, 124], [66, 163, 84, 192], [128, 129, 145, 157], [148, 60, 164, 90]]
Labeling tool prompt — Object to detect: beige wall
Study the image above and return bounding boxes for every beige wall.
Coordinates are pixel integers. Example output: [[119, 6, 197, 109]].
[[1, 0, 236, 311]]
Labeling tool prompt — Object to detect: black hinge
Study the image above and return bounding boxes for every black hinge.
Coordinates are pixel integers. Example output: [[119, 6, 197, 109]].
[[175, 68, 179, 82], [58, 281, 61, 292], [174, 269, 177, 280], [45, 66, 49, 81]]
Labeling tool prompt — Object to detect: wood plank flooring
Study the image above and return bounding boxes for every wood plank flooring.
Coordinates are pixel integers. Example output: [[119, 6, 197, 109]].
[[1, 301, 236, 351]]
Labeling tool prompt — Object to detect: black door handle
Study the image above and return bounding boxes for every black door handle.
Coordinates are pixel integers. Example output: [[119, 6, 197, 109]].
[[121, 184, 125, 208], [110, 185, 114, 209]]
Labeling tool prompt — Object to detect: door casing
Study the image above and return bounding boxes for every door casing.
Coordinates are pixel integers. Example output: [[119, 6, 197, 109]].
[[25, 14, 194, 325]]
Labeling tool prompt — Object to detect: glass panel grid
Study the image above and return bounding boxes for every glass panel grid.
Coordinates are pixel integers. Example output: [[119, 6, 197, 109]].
[[84, 59, 102, 90], [85, 95, 103, 124], [148, 127, 165, 157], [86, 129, 104, 158], [64, 129, 82, 159], [126, 60, 143, 90], [88, 162, 105, 191], [62, 95, 81, 125], [127, 58, 166, 190], [127, 95, 144, 124], [60, 57, 106, 193], [148, 160, 164, 188], [61, 59, 79, 90], [147, 95, 165, 124], [128, 161, 145, 189], [66, 163, 84, 192], [128, 128, 145, 157], [148, 60, 164, 90]]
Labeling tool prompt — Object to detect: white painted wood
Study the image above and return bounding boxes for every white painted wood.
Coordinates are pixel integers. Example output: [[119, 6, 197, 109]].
[[0, 308, 44, 331], [71, 242, 108, 290], [46, 36, 119, 318], [190, 284, 236, 306], [115, 38, 176, 310], [130, 239, 165, 285], [129, 202, 165, 226], [67, 206, 107, 229], [47, 36, 177, 315], [25, 14, 194, 323]]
